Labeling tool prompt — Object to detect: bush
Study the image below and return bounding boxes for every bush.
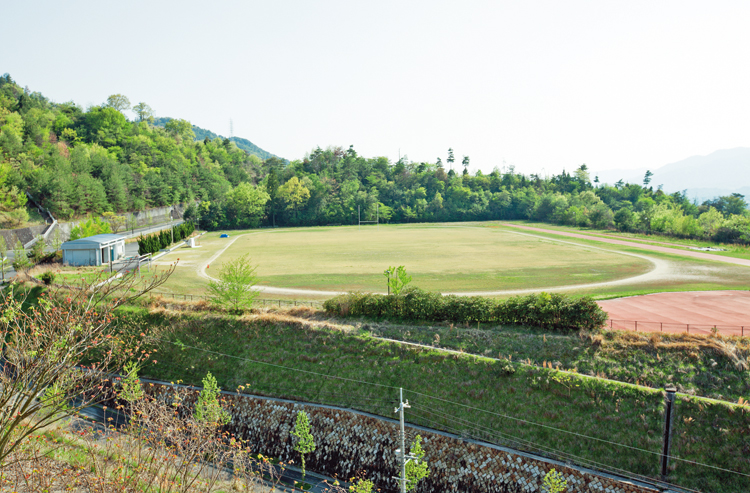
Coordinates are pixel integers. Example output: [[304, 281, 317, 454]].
[[137, 222, 195, 255], [39, 271, 55, 285], [323, 289, 607, 332]]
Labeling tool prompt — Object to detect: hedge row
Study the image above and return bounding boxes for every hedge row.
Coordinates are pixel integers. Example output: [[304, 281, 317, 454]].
[[323, 289, 607, 332], [137, 222, 195, 255]]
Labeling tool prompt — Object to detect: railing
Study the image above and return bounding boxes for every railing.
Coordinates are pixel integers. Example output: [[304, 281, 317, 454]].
[[607, 319, 748, 336], [151, 291, 324, 308]]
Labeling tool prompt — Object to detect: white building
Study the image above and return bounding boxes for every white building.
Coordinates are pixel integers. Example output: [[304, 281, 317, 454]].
[[61, 234, 126, 266]]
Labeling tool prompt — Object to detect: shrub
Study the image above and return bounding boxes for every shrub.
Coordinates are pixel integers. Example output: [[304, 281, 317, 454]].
[[39, 271, 55, 285], [324, 289, 607, 332]]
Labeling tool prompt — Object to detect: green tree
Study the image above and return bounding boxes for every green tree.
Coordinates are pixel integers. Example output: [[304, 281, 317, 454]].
[[119, 361, 145, 404], [51, 228, 62, 252], [349, 478, 374, 493], [0, 236, 7, 281], [574, 164, 590, 185], [11, 239, 30, 271], [105, 94, 131, 113], [383, 265, 412, 295], [542, 468, 567, 493], [291, 410, 316, 479], [164, 118, 195, 143], [194, 372, 231, 426], [30, 235, 46, 264], [207, 254, 259, 312], [278, 176, 311, 217], [266, 166, 280, 226], [643, 170, 653, 187], [405, 434, 430, 491], [447, 148, 455, 170], [225, 182, 270, 228], [461, 155, 470, 173], [132, 102, 153, 122], [102, 212, 127, 233], [70, 217, 112, 240]]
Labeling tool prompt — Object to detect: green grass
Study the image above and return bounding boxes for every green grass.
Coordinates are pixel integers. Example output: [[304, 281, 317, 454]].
[[134, 308, 750, 493], [368, 321, 750, 403], [155, 224, 651, 295], [151, 222, 750, 301]]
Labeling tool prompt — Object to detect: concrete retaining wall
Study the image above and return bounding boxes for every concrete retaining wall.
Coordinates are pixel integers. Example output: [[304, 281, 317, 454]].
[[0, 203, 194, 248]]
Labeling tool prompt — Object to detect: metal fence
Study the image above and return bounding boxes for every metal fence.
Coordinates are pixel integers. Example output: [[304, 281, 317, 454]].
[[151, 291, 324, 308], [607, 319, 748, 336]]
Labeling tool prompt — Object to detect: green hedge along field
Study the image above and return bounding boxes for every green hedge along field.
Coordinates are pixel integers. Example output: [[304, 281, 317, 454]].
[[324, 289, 608, 331]]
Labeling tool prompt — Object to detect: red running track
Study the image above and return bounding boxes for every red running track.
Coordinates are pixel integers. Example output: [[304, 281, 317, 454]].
[[597, 291, 750, 336]]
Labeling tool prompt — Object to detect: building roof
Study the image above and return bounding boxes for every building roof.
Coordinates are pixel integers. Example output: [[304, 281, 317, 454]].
[[62, 234, 125, 249]]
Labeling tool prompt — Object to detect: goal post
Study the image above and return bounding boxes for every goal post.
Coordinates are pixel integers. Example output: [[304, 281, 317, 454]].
[[358, 203, 379, 230]]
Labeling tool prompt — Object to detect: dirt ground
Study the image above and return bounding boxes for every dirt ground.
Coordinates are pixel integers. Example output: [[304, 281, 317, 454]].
[[598, 290, 750, 335]]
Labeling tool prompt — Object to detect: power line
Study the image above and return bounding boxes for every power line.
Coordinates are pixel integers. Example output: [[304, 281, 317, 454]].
[[408, 406, 704, 493], [149, 336, 750, 481], [149, 337, 399, 391], [407, 390, 750, 479]]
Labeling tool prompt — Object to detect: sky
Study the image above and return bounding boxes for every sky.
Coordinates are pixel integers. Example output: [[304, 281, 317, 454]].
[[2, 1, 750, 177]]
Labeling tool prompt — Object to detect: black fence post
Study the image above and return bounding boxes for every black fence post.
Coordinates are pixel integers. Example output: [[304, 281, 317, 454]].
[[661, 385, 677, 481]]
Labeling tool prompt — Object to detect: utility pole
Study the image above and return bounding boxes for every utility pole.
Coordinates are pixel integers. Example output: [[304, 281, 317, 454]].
[[394, 388, 413, 493], [661, 385, 677, 481]]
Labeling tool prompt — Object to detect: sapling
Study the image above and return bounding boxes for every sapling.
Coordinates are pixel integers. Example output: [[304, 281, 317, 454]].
[[195, 372, 231, 426], [542, 468, 567, 493], [291, 410, 316, 479], [405, 434, 430, 491]]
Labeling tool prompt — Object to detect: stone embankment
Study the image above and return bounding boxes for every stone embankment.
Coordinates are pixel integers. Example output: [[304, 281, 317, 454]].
[[146, 382, 657, 493]]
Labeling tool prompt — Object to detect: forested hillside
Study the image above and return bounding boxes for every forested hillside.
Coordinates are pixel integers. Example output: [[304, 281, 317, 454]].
[[0, 74, 262, 224], [0, 73, 748, 244], [193, 145, 750, 244], [151, 117, 281, 161]]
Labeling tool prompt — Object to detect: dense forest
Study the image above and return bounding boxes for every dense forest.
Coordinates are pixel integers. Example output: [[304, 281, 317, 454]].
[[0, 74, 748, 243], [191, 145, 750, 243], [0, 74, 262, 224], [151, 117, 281, 161]]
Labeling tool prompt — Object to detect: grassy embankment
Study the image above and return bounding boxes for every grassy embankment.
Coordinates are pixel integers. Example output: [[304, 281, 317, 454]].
[[129, 306, 750, 493]]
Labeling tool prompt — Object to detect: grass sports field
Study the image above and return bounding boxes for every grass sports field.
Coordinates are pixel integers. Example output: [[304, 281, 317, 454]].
[[151, 222, 750, 298], [151, 222, 693, 298]]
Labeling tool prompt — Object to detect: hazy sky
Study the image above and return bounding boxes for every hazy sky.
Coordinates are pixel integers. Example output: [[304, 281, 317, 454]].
[[2, 1, 749, 176]]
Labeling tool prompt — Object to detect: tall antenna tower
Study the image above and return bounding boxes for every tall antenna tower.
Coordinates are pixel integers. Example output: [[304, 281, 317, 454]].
[[229, 119, 234, 139]]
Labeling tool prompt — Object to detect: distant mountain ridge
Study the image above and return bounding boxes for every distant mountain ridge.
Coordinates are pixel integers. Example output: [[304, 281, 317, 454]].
[[593, 147, 750, 203], [152, 117, 283, 162]]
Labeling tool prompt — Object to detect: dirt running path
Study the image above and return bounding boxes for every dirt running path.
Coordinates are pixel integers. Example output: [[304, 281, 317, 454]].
[[196, 230, 348, 297], [505, 223, 750, 267]]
